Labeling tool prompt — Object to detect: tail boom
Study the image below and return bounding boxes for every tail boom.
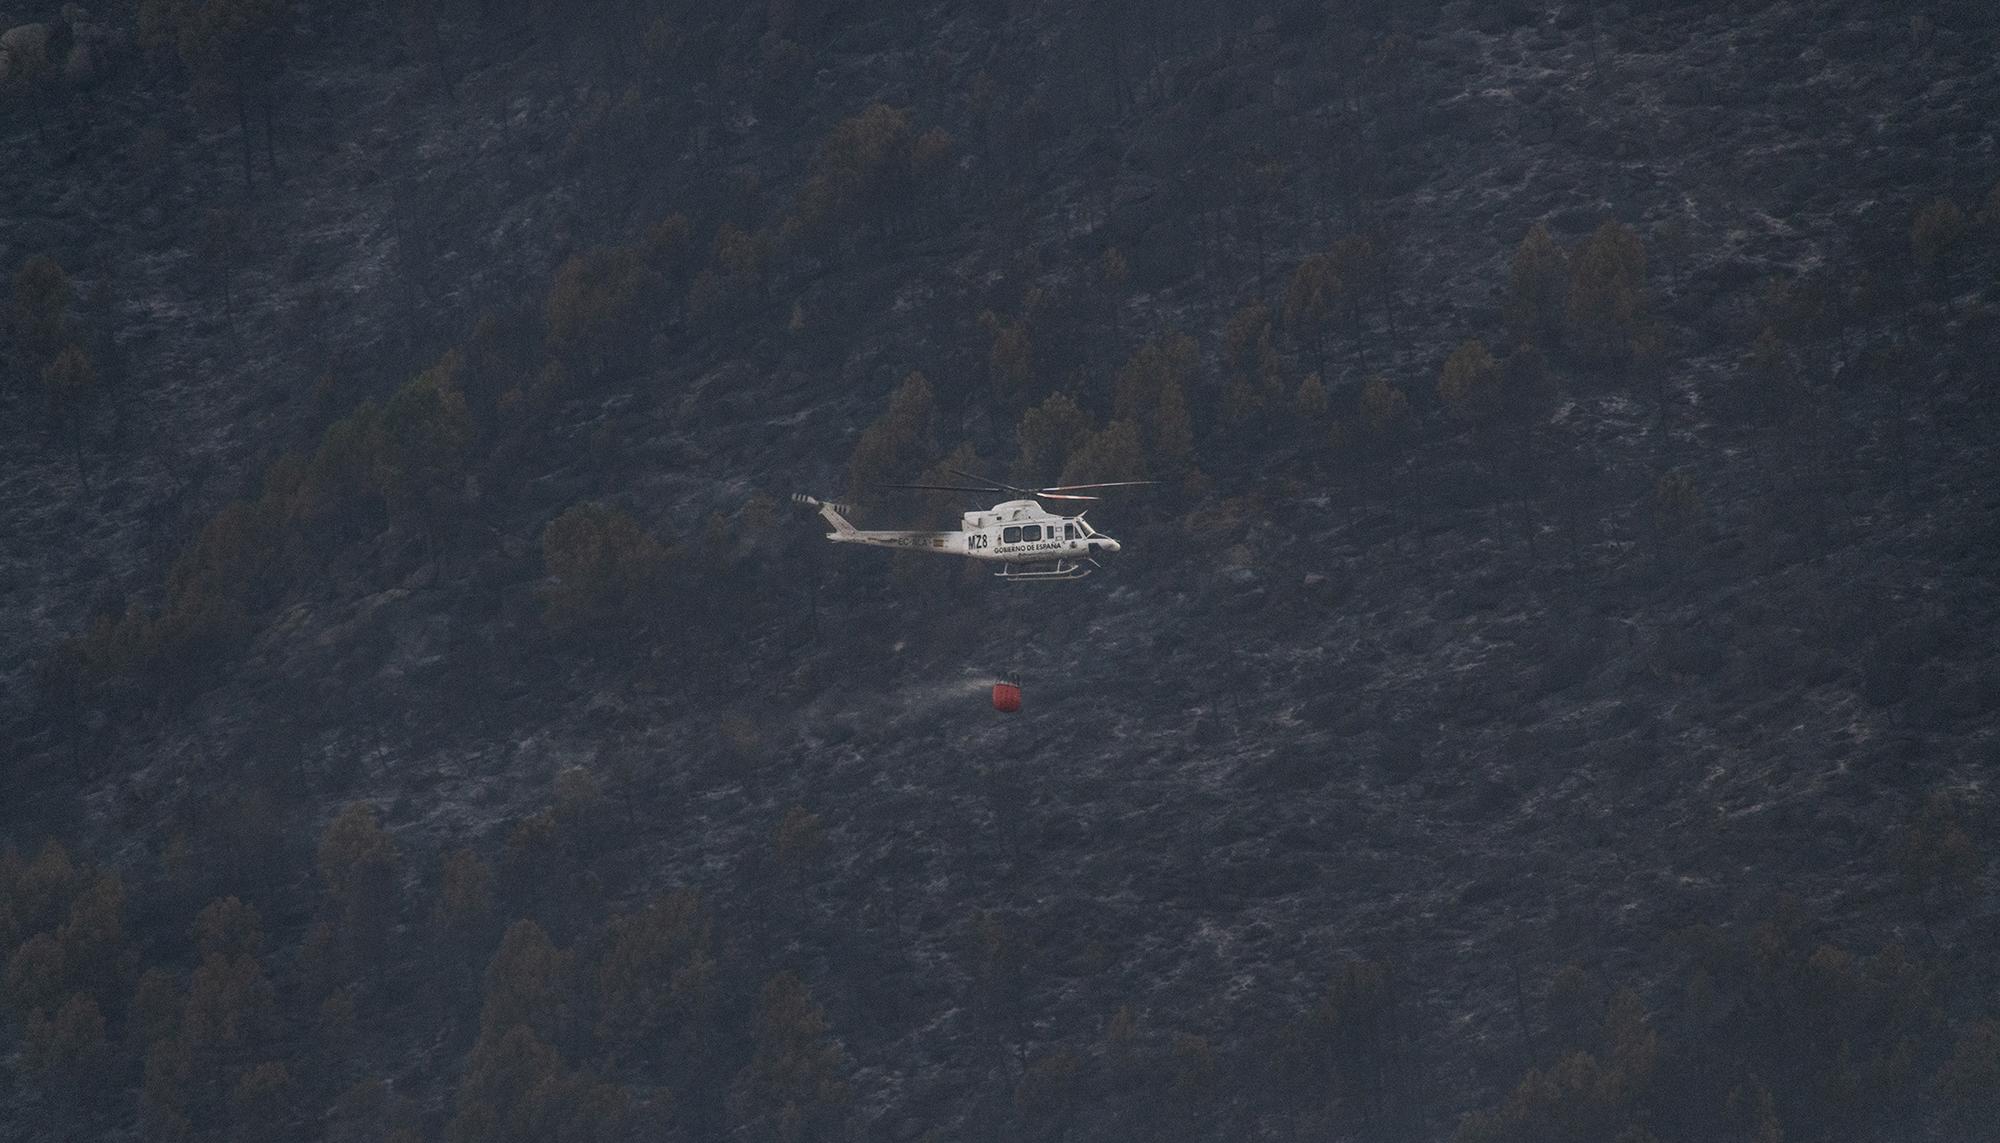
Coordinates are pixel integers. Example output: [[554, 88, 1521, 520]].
[[794, 494, 958, 553]]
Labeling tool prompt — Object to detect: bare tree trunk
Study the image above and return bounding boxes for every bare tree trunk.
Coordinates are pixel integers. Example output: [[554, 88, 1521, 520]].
[[235, 86, 256, 194]]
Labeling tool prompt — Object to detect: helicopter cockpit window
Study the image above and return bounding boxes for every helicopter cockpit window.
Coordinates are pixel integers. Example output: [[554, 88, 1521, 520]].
[[1002, 527, 1022, 544], [1065, 524, 1078, 540], [1022, 525, 1041, 542]]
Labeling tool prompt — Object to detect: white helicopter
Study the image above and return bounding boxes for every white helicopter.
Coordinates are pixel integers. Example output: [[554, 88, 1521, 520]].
[[793, 468, 1152, 581]]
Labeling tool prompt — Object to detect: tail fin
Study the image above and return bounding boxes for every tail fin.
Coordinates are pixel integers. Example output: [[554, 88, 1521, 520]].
[[792, 493, 857, 536]]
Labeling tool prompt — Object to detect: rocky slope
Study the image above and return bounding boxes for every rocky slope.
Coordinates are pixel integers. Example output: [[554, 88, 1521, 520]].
[[3, 1, 1998, 1140]]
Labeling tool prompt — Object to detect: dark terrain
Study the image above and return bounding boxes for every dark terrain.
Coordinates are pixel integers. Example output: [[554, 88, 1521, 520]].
[[3, 1, 1998, 1141]]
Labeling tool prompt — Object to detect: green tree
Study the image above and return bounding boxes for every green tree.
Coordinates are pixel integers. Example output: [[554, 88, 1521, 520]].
[[193, 897, 263, 963], [1508, 223, 1568, 347], [292, 401, 386, 546], [53, 867, 126, 1014], [9, 255, 74, 381], [1896, 790, 1980, 934], [593, 891, 712, 1062], [449, 1022, 629, 1143], [480, 920, 568, 1042], [979, 309, 1034, 408], [1330, 233, 1394, 347], [546, 244, 654, 364], [184, 943, 277, 1052], [1314, 959, 1398, 1126], [1113, 333, 1200, 478], [538, 501, 674, 635], [142, 1034, 195, 1141], [1059, 419, 1148, 489], [1567, 221, 1647, 364], [1285, 253, 1342, 378], [374, 352, 473, 564], [1011, 391, 1093, 485], [316, 804, 400, 973], [790, 102, 937, 244], [1221, 304, 1283, 428], [1910, 197, 1966, 313], [1295, 373, 1330, 421], [1934, 1020, 2000, 1128], [846, 371, 937, 500], [23, 992, 109, 1097], [0, 22, 55, 141], [731, 972, 850, 1142], [129, 967, 181, 1054], [685, 222, 772, 325], [1438, 339, 1500, 421], [1358, 374, 1409, 438], [230, 1061, 291, 1143], [432, 848, 495, 957]]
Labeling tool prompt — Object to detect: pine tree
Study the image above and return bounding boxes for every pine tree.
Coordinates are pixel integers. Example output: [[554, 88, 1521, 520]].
[[1910, 197, 1966, 314], [1012, 392, 1094, 485], [1285, 253, 1342, 378], [546, 244, 655, 364], [1567, 221, 1647, 365], [593, 891, 711, 1062], [193, 897, 262, 963], [375, 352, 474, 567], [479, 920, 568, 1042], [846, 371, 937, 500], [538, 502, 674, 636], [732, 972, 850, 1141], [316, 804, 400, 974], [1507, 223, 1568, 347], [979, 309, 1034, 409], [9, 255, 74, 382]]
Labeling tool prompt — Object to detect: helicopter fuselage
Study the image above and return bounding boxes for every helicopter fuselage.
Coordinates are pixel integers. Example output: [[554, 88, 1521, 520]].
[[796, 496, 1120, 580]]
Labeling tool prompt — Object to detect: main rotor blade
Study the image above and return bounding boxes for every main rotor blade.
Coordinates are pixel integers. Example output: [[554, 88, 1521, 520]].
[[946, 466, 1039, 497], [1035, 481, 1159, 492], [1035, 493, 1101, 502], [879, 482, 1003, 493]]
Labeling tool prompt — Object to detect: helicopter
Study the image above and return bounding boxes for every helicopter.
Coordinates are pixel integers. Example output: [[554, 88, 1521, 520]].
[[793, 469, 1153, 581]]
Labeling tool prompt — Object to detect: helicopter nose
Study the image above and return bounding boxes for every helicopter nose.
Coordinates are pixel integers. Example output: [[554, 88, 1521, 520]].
[[1092, 537, 1121, 554]]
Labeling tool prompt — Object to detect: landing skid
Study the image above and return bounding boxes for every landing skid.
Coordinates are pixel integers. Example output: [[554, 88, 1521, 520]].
[[996, 558, 1100, 582]]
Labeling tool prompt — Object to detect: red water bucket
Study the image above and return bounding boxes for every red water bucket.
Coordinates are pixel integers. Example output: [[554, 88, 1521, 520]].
[[992, 681, 1022, 713]]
